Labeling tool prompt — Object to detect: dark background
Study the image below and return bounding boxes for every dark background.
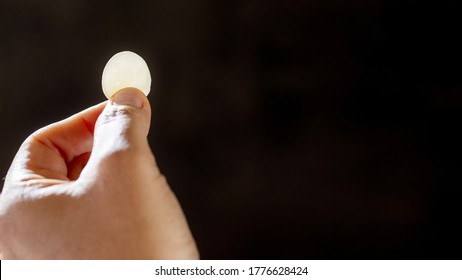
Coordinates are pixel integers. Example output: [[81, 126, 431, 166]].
[[1, 0, 461, 259]]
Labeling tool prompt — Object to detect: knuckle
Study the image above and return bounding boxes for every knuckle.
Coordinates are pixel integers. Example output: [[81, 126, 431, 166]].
[[98, 105, 138, 125]]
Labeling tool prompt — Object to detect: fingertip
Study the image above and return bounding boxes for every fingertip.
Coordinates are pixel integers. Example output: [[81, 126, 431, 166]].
[[111, 88, 144, 108], [110, 87, 150, 110], [109, 87, 152, 129]]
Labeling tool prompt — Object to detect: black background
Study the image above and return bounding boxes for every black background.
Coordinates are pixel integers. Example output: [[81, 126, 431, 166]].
[[1, 0, 461, 259]]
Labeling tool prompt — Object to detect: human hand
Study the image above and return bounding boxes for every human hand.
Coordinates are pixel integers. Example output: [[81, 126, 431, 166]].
[[0, 88, 199, 259]]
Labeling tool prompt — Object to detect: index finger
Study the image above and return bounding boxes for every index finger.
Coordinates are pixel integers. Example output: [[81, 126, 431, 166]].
[[6, 102, 107, 183]]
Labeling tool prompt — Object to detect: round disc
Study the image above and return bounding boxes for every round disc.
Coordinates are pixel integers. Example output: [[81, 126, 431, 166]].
[[102, 51, 151, 99]]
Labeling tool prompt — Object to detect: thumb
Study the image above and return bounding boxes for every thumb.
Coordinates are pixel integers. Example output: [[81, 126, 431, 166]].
[[90, 87, 152, 162]]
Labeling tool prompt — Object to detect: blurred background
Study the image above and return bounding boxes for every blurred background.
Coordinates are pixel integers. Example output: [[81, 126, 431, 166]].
[[1, 0, 461, 259]]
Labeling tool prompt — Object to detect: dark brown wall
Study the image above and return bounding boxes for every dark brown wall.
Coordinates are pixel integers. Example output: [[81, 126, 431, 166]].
[[1, 0, 461, 259]]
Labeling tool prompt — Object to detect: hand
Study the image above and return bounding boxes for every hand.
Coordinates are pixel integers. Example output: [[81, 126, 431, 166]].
[[0, 88, 199, 259]]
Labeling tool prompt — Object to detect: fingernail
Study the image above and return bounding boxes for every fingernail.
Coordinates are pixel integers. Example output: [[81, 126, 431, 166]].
[[112, 88, 143, 108]]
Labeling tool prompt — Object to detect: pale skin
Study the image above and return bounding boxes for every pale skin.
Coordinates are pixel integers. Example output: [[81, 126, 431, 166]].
[[0, 88, 199, 259]]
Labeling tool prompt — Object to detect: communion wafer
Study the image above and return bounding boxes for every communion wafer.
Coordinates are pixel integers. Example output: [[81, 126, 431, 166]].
[[102, 51, 151, 99]]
